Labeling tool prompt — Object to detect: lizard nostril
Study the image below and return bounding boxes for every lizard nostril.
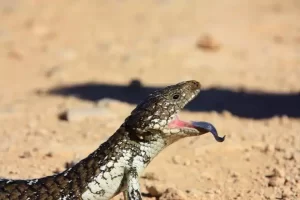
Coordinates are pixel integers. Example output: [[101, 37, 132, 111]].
[[189, 80, 201, 90]]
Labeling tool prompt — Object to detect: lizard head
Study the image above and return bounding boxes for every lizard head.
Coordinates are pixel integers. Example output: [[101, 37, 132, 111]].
[[124, 80, 225, 143]]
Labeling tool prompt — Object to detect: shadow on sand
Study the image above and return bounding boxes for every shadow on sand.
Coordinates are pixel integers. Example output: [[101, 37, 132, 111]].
[[47, 80, 300, 119]]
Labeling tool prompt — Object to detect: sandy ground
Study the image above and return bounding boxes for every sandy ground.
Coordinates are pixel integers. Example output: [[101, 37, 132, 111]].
[[0, 0, 300, 199]]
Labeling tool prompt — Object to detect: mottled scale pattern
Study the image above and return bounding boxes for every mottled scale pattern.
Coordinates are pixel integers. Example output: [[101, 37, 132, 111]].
[[0, 80, 219, 200], [0, 143, 103, 200]]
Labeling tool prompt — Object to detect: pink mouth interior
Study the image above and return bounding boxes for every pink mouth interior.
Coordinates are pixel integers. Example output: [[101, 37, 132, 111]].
[[168, 116, 226, 142], [168, 115, 194, 128]]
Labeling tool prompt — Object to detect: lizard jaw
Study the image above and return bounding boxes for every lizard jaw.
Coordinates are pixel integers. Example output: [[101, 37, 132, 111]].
[[168, 115, 194, 128], [168, 115, 225, 142]]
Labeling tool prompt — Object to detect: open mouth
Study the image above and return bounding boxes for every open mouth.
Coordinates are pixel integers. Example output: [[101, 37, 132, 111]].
[[168, 115, 225, 142]]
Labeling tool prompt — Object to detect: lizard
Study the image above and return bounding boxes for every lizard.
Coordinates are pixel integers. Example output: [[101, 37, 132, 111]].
[[0, 80, 225, 200]]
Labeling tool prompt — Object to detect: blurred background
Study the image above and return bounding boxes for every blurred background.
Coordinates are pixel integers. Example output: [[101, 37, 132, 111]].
[[0, 0, 300, 199]]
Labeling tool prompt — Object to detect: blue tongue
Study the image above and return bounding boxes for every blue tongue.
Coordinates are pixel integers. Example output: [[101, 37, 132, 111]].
[[191, 121, 226, 142]]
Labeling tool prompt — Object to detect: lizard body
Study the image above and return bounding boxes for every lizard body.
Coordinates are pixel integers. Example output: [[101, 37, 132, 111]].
[[0, 80, 225, 200]]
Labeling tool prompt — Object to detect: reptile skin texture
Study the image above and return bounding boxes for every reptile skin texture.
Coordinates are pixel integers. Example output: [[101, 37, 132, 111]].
[[0, 80, 225, 200]]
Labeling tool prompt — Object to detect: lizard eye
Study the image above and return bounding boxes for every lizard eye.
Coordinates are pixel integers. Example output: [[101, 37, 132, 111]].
[[172, 94, 180, 100]]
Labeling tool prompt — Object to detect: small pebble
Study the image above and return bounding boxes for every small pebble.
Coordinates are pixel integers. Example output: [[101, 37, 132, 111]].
[[145, 183, 168, 197], [183, 160, 191, 166], [172, 155, 182, 165], [283, 151, 294, 160], [230, 171, 239, 178], [7, 50, 23, 61], [19, 151, 32, 159], [159, 188, 187, 200], [141, 172, 160, 181], [44, 152, 53, 158], [273, 167, 285, 178], [200, 172, 213, 180], [251, 143, 267, 152], [268, 177, 285, 187], [196, 35, 221, 51], [264, 144, 275, 154], [282, 187, 292, 196], [45, 66, 65, 79], [61, 107, 109, 122]]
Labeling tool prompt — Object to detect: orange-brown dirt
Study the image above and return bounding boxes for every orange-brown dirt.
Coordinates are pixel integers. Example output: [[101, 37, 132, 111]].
[[0, 0, 300, 199]]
